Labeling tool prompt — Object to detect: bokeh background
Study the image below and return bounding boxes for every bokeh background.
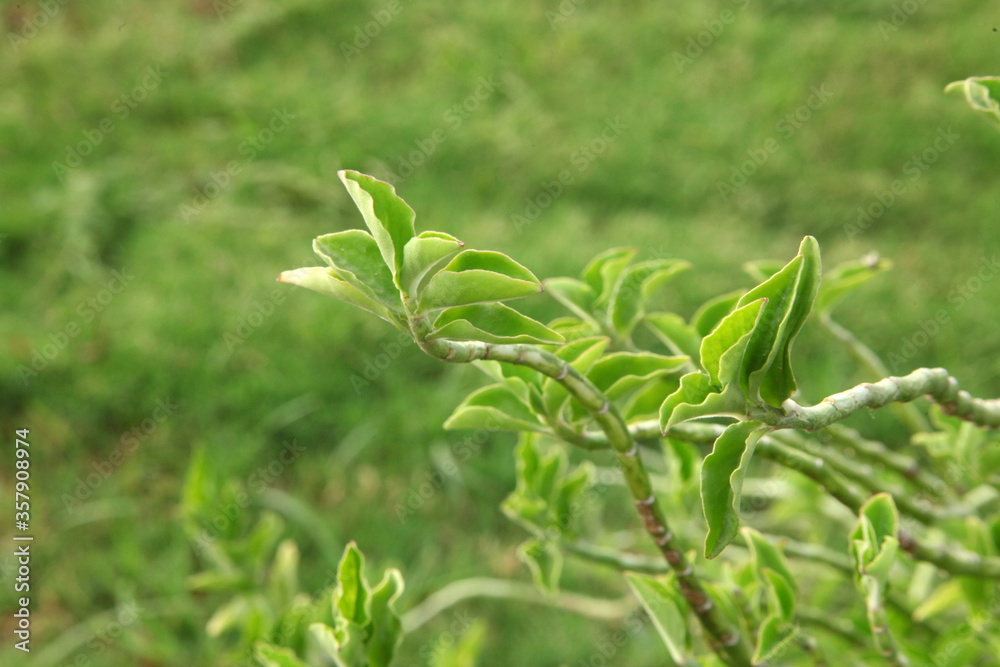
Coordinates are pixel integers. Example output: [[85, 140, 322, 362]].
[[2, 0, 999, 665]]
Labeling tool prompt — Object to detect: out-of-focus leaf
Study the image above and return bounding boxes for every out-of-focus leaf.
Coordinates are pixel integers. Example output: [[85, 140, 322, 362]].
[[743, 528, 797, 595], [692, 289, 745, 337], [334, 542, 370, 628], [544, 277, 598, 323], [816, 256, 892, 315], [582, 247, 637, 306], [610, 259, 690, 338], [518, 538, 562, 596], [254, 642, 310, 667], [743, 259, 786, 283], [645, 312, 701, 360], [419, 250, 542, 312], [267, 540, 299, 610], [366, 569, 405, 667], [946, 76, 1000, 126], [625, 573, 689, 664], [587, 352, 688, 400], [753, 615, 798, 665], [430, 303, 565, 344]]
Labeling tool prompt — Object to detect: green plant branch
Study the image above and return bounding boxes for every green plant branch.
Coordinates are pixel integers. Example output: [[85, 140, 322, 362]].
[[797, 608, 869, 649], [823, 424, 953, 500], [769, 431, 972, 526], [400, 577, 633, 633], [863, 579, 911, 667], [598, 420, 1000, 580], [408, 314, 755, 666], [818, 313, 930, 434], [763, 368, 1000, 431]]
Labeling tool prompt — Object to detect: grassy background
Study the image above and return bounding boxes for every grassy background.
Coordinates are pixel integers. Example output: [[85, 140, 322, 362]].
[[1, 0, 998, 664]]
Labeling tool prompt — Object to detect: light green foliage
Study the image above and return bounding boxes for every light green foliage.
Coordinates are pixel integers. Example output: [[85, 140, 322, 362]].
[[625, 573, 690, 665], [946, 76, 1000, 126]]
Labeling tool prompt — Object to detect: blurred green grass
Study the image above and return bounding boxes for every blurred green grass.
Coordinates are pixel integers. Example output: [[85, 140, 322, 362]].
[[1, 0, 999, 664]]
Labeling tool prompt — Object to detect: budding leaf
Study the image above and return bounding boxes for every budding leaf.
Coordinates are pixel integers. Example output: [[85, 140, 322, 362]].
[[419, 249, 543, 312], [945, 76, 1000, 126], [701, 420, 767, 558], [339, 170, 415, 278], [313, 230, 404, 311], [518, 538, 562, 596], [334, 542, 370, 628], [738, 236, 821, 408], [609, 259, 690, 339], [700, 298, 767, 388], [430, 303, 565, 345], [582, 247, 637, 307], [366, 569, 405, 667], [399, 231, 465, 299], [815, 256, 892, 316]]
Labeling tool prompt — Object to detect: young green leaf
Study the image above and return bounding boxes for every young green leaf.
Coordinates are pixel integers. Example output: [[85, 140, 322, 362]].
[[419, 249, 543, 312], [691, 289, 745, 337], [624, 573, 689, 664], [313, 230, 404, 311], [701, 420, 768, 558], [609, 259, 690, 339], [700, 298, 766, 388], [430, 303, 565, 344], [586, 352, 689, 400], [945, 76, 1000, 126], [544, 277, 599, 324], [742, 528, 797, 595], [334, 542, 370, 628], [737, 236, 821, 408], [278, 267, 403, 328], [645, 312, 702, 360], [399, 231, 465, 299], [267, 540, 300, 610], [517, 538, 562, 596], [743, 259, 786, 284], [366, 569, 405, 667], [582, 247, 637, 306], [815, 256, 892, 316], [444, 378, 547, 433], [851, 493, 900, 584], [338, 170, 416, 277], [553, 462, 594, 533], [753, 615, 798, 665], [309, 623, 343, 662], [763, 568, 797, 623]]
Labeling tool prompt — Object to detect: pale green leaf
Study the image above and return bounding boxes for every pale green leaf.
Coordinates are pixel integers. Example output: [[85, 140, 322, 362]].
[[587, 352, 689, 401], [701, 420, 767, 558], [624, 573, 688, 664], [816, 256, 892, 315], [763, 568, 797, 623], [278, 267, 401, 327], [254, 643, 310, 667], [609, 259, 690, 338], [691, 289, 745, 337], [366, 569, 405, 667], [742, 528, 797, 595], [518, 539, 562, 596], [544, 277, 598, 323], [399, 231, 465, 298], [339, 170, 415, 276], [753, 616, 798, 665], [313, 230, 403, 310], [335, 542, 370, 627], [267, 540, 299, 610], [946, 76, 1000, 125], [645, 312, 701, 359], [430, 303, 565, 345], [582, 247, 637, 306], [444, 379, 547, 433], [419, 250, 542, 312], [700, 298, 766, 387]]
